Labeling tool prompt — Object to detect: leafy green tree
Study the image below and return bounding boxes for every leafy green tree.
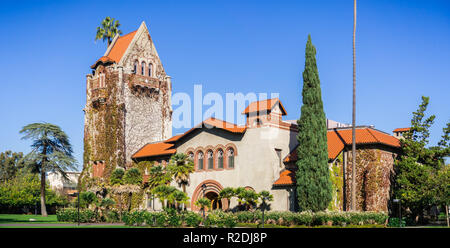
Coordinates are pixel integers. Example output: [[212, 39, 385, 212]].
[[80, 191, 97, 209], [394, 96, 449, 223], [148, 165, 172, 188], [295, 35, 332, 212], [167, 153, 195, 194], [123, 168, 142, 185], [0, 150, 26, 182], [195, 197, 211, 220], [100, 197, 115, 210], [95, 17, 122, 46], [167, 189, 189, 211], [110, 168, 125, 185], [19, 123, 76, 216], [151, 184, 177, 208], [0, 172, 67, 212], [219, 187, 235, 211], [258, 190, 274, 227], [108, 168, 125, 218], [123, 168, 142, 211], [237, 189, 259, 210]]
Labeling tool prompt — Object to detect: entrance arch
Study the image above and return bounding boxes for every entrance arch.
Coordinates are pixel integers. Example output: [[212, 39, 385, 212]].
[[191, 180, 229, 211], [205, 191, 222, 210]]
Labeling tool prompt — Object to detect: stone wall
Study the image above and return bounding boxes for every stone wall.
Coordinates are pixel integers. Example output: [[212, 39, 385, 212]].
[[80, 25, 172, 189]]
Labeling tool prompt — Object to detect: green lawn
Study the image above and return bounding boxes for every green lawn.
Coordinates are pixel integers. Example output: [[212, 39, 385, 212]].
[[0, 214, 60, 224]]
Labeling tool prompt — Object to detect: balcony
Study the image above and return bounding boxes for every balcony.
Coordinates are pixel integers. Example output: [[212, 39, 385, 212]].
[[91, 87, 107, 104], [129, 74, 160, 94]]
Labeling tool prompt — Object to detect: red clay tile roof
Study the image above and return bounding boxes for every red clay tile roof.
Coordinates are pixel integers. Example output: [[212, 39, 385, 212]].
[[91, 30, 137, 69], [284, 127, 400, 163], [165, 134, 184, 143], [393, 127, 410, 132], [133, 117, 246, 159], [203, 117, 247, 133], [106, 30, 137, 62], [242, 98, 287, 115], [132, 141, 176, 159], [273, 170, 296, 186]]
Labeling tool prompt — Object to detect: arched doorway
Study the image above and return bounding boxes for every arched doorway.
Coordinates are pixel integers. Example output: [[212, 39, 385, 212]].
[[191, 180, 228, 211], [205, 191, 222, 210]]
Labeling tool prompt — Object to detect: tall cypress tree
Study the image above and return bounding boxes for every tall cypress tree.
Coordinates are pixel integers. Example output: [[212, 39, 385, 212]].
[[296, 35, 332, 212]]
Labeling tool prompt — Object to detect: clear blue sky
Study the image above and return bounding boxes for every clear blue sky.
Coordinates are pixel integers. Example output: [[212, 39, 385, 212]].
[[1, 0, 449, 171]]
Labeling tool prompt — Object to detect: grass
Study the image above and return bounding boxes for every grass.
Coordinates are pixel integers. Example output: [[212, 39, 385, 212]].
[[0, 214, 60, 224]]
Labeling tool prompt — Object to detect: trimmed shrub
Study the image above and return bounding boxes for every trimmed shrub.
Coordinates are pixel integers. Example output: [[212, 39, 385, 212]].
[[184, 211, 202, 227], [56, 208, 98, 223], [105, 210, 120, 223]]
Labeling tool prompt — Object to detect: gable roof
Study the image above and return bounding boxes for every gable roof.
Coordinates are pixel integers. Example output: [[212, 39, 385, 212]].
[[242, 98, 287, 116], [91, 30, 137, 69], [105, 30, 138, 63], [284, 127, 400, 163]]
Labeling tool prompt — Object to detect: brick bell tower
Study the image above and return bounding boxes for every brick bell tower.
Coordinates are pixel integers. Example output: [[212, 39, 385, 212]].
[[80, 21, 172, 187]]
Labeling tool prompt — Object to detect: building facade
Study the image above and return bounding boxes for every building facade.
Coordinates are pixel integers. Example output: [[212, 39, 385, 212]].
[[81, 22, 401, 212], [79, 22, 172, 190]]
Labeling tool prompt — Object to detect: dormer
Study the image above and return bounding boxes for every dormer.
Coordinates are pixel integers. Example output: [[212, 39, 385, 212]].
[[393, 127, 410, 139], [242, 98, 287, 128]]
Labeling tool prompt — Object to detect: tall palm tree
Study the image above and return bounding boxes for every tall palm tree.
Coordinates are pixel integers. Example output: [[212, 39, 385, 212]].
[[167, 153, 195, 194], [95, 17, 122, 47], [148, 165, 172, 188], [147, 165, 172, 210], [123, 168, 142, 211], [351, 0, 357, 211], [20, 123, 76, 216]]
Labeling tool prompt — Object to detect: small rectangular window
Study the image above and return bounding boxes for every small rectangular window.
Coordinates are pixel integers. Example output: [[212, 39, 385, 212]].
[[275, 148, 282, 167]]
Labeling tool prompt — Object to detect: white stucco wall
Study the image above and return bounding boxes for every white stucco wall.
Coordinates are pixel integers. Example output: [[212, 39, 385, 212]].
[[170, 125, 298, 211]]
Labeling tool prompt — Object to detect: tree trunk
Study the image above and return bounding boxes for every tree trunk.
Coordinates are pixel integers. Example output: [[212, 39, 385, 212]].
[[40, 145, 48, 217], [40, 168, 48, 217], [182, 184, 187, 210], [445, 205, 449, 227], [351, 0, 357, 212], [128, 192, 132, 212]]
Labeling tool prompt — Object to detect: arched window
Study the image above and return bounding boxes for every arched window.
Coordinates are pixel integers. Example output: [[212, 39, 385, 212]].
[[133, 61, 139, 74], [141, 62, 146, 76], [148, 63, 153, 77], [188, 152, 194, 161], [197, 151, 204, 170], [217, 149, 224, 169], [227, 148, 235, 168], [207, 150, 214, 169]]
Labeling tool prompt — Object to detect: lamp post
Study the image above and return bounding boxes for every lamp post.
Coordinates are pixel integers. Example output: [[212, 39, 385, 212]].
[[201, 184, 207, 220], [261, 200, 266, 228], [393, 199, 401, 227], [69, 192, 80, 226]]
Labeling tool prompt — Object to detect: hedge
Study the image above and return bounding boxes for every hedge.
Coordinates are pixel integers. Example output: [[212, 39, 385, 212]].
[[56, 208, 388, 227], [56, 208, 98, 223]]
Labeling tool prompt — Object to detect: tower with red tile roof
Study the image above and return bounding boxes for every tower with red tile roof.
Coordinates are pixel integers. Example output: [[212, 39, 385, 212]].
[[80, 21, 172, 186]]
